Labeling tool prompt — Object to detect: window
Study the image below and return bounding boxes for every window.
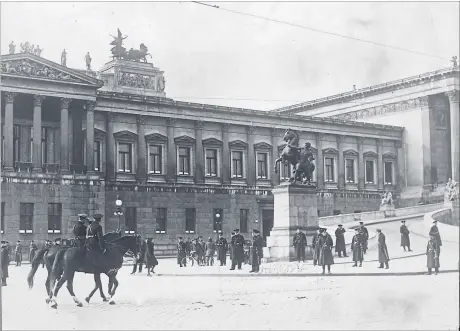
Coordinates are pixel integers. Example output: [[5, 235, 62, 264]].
[[231, 151, 243, 178], [240, 209, 249, 233], [155, 208, 167, 234], [19, 203, 34, 234], [118, 143, 132, 173], [124, 207, 137, 234], [213, 208, 223, 233], [48, 203, 62, 233], [281, 162, 291, 181], [325, 157, 335, 182], [13, 125, 20, 163], [185, 208, 196, 234], [178, 147, 191, 175], [1, 202, 5, 234], [205, 149, 218, 177], [384, 161, 394, 184], [257, 153, 268, 179], [345, 159, 355, 183], [148, 145, 163, 174], [41, 127, 48, 163], [365, 160, 375, 183], [94, 141, 102, 171]]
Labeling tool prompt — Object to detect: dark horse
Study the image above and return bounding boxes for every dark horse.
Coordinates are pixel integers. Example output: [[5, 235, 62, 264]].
[[46, 235, 138, 309], [274, 129, 301, 183], [27, 232, 122, 305]]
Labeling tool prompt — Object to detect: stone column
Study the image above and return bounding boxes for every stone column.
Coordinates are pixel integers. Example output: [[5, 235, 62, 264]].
[[60, 98, 71, 174], [32, 95, 45, 172], [136, 115, 147, 181], [85, 101, 95, 174], [221, 123, 230, 185], [446, 90, 459, 182], [420, 96, 432, 186], [337, 135, 346, 189], [166, 118, 176, 183], [358, 137, 365, 190], [270, 128, 280, 186], [194, 121, 204, 184], [106, 112, 116, 180], [315, 133, 324, 189], [246, 126, 256, 186], [3, 92, 17, 171], [395, 140, 406, 189], [377, 139, 384, 190]]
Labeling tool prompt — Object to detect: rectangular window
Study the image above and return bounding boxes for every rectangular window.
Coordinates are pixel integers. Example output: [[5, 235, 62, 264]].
[[13, 125, 20, 163], [345, 159, 355, 183], [365, 160, 375, 183], [41, 127, 48, 164], [384, 161, 393, 184], [155, 208, 167, 234], [19, 203, 34, 234], [47, 203, 62, 233], [240, 209, 249, 233], [178, 147, 191, 175], [231, 151, 243, 178], [281, 161, 291, 180], [124, 207, 137, 234], [213, 208, 223, 233], [1, 202, 5, 234], [325, 157, 335, 182], [148, 144, 163, 174], [257, 153, 268, 179], [118, 143, 132, 173], [205, 149, 218, 177], [185, 208, 196, 234], [94, 140, 101, 171]]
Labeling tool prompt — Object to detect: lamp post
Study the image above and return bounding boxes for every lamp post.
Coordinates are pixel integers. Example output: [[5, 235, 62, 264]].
[[114, 195, 123, 232], [215, 212, 222, 233]]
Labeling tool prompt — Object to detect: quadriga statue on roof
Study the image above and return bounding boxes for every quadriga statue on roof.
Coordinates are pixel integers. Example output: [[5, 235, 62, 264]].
[[109, 28, 152, 63]]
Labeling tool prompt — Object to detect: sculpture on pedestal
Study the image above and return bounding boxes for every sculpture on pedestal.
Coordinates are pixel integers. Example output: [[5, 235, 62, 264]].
[[444, 178, 459, 202], [109, 28, 152, 63], [85, 52, 92, 71], [380, 191, 394, 206], [61, 49, 67, 67], [273, 129, 315, 185], [9, 41, 15, 54]]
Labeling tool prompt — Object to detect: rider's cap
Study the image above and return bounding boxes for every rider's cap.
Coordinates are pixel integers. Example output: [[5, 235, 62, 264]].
[[93, 213, 103, 220], [78, 213, 88, 218], [253, 229, 260, 234], [433, 220, 438, 224], [54, 238, 62, 242], [359, 221, 364, 225], [376, 228, 382, 232], [1, 241, 7, 244], [338, 224, 343, 227], [234, 229, 240, 232], [319, 228, 325, 232]]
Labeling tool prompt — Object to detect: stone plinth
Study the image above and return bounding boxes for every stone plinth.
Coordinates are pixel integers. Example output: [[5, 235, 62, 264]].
[[444, 199, 460, 226], [265, 183, 319, 262], [380, 204, 396, 217]]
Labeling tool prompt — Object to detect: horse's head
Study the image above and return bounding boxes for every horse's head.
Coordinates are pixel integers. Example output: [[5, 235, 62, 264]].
[[111, 235, 139, 256], [140, 43, 148, 51], [283, 129, 298, 145]]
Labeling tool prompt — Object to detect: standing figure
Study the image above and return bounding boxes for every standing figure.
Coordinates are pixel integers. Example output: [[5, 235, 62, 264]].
[[216, 233, 228, 266], [73, 213, 88, 250], [85, 52, 92, 71], [14, 240, 22, 266], [185, 238, 193, 256], [144, 238, 158, 276], [312, 228, 323, 266], [230, 229, 245, 270], [376, 229, 390, 269], [400, 220, 412, 252], [34, 45, 43, 56], [61, 49, 67, 67], [177, 237, 187, 267], [29, 240, 38, 262], [43, 239, 52, 268], [131, 235, 145, 274], [9, 41, 15, 54], [429, 220, 442, 258], [1, 241, 9, 286], [358, 222, 369, 254], [293, 228, 307, 263], [426, 234, 440, 275], [351, 228, 364, 267], [250, 229, 264, 273], [318, 228, 334, 275], [229, 231, 235, 261], [334, 224, 347, 257], [196, 236, 206, 266], [205, 237, 216, 266]]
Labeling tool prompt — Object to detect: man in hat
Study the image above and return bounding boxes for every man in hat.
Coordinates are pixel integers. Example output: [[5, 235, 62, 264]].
[[293, 227, 307, 263], [196, 236, 206, 266], [131, 235, 145, 274], [205, 237, 216, 266], [177, 237, 187, 267], [358, 222, 369, 254], [400, 220, 412, 252], [144, 237, 158, 276], [86, 213, 107, 269], [335, 224, 347, 258], [1, 241, 10, 286], [229, 231, 235, 262], [376, 229, 390, 269], [250, 229, 264, 273], [14, 240, 22, 266], [312, 228, 324, 266], [429, 220, 442, 258], [230, 229, 245, 270], [73, 213, 88, 250], [216, 232, 228, 266], [29, 240, 38, 263], [351, 228, 363, 267], [318, 228, 334, 275], [426, 233, 440, 275]]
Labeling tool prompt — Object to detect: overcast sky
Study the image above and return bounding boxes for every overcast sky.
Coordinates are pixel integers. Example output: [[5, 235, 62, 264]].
[[1, 2, 458, 110]]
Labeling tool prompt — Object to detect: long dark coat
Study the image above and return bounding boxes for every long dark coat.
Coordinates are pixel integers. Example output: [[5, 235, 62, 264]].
[[359, 227, 369, 250], [216, 237, 228, 262], [377, 232, 390, 263], [351, 234, 364, 262], [426, 239, 440, 268], [312, 233, 321, 262], [145, 240, 158, 268], [14, 244, 22, 263], [334, 227, 346, 252], [400, 225, 411, 247], [205, 241, 216, 257], [196, 241, 206, 257], [429, 225, 443, 247], [293, 232, 307, 256], [1, 246, 9, 278], [251, 235, 264, 269], [231, 234, 245, 262], [318, 234, 334, 266], [177, 241, 187, 264]]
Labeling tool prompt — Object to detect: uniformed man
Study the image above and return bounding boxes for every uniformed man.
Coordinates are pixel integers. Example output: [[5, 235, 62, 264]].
[[29, 240, 38, 263], [376, 229, 390, 269], [54, 238, 62, 246], [293, 228, 307, 263], [229, 231, 235, 261], [216, 233, 228, 266], [14, 240, 22, 266], [73, 213, 88, 249], [351, 228, 363, 267], [358, 222, 369, 254], [335, 224, 347, 257], [429, 220, 442, 258], [230, 229, 245, 270], [177, 237, 187, 267], [1, 241, 10, 286], [250, 229, 264, 273], [312, 228, 323, 266], [131, 235, 146, 274], [43, 240, 52, 268], [86, 214, 106, 269], [400, 220, 412, 252]]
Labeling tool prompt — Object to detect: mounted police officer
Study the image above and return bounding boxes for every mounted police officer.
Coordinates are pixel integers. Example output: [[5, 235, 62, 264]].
[[73, 213, 88, 249], [87, 214, 106, 254]]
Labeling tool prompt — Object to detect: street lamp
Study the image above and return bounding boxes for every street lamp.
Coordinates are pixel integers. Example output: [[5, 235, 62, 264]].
[[114, 195, 123, 232], [215, 212, 222, 233]]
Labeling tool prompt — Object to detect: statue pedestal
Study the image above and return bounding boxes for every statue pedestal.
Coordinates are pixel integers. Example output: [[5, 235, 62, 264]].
[[265, 183, 319, 262], [444, 199, 460, 226], [379, 204, 396, 217]]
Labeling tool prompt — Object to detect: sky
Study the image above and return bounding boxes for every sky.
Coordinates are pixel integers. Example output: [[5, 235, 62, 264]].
[[1, 2, 459, 110]]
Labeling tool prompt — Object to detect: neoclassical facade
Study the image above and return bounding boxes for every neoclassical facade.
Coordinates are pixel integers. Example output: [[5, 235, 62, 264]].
[[1, 51, 404, 253]]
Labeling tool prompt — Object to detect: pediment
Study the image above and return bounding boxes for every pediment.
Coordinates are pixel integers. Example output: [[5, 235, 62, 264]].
[[203, 138, 222, 146], [113, 130, 138, 140], [363, 151, 378, 158], [323, 148, 338, 154], [229, 140, 248, 148], [254, 142, 272, 150], [174, 135, 195, 144], [145, 132, 167, 142], [1, 53, 103, 87], [83, 128, 106, 138], [344, 149, 359, 157], [383, 152, 396, 159]]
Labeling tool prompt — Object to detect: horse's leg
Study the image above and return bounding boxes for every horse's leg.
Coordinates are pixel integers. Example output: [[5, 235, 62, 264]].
[[65, 272, 83, 307], [49, 272, 68, 309], [107, 274, 119, 305], [96, 273, 109, 302], [273, 157, 281, 173], [85, 273, 103, 303]]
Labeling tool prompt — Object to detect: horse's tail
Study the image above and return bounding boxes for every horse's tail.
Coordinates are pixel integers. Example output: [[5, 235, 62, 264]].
[[50, 249, 66, 287], [27, 248, 48, 289]]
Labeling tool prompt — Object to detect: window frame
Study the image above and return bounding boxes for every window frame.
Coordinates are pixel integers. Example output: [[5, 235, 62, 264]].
[[383, 152, 396, 186], [145, 133, 168, 178], [177, 146, 191, 176], [229, 140, 247, 179], [239, 209, 249, 233], [345, 158, 355, 183], [19, 203, 34, 234], [343, 149, 359, 184], [114, 130, 137, 175], [185, 208, 196, 234], [324, 157, 335, 182], [256, 152, 269, 180], [365, 160, 375, 184], [175, 135, 195, 177], [117, 142, 133, 173], [47, 203, 62, 234], [1, 202, 5, 234], [148, 144, 164, 174], [205, 148, 218, 177], [155, 207, 167, 234], [124, 207, 137, 234], [323, 148, 338, 183]]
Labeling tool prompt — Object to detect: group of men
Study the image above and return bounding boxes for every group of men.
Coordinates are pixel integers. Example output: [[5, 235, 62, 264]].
[[130, 236, 158, 277]]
